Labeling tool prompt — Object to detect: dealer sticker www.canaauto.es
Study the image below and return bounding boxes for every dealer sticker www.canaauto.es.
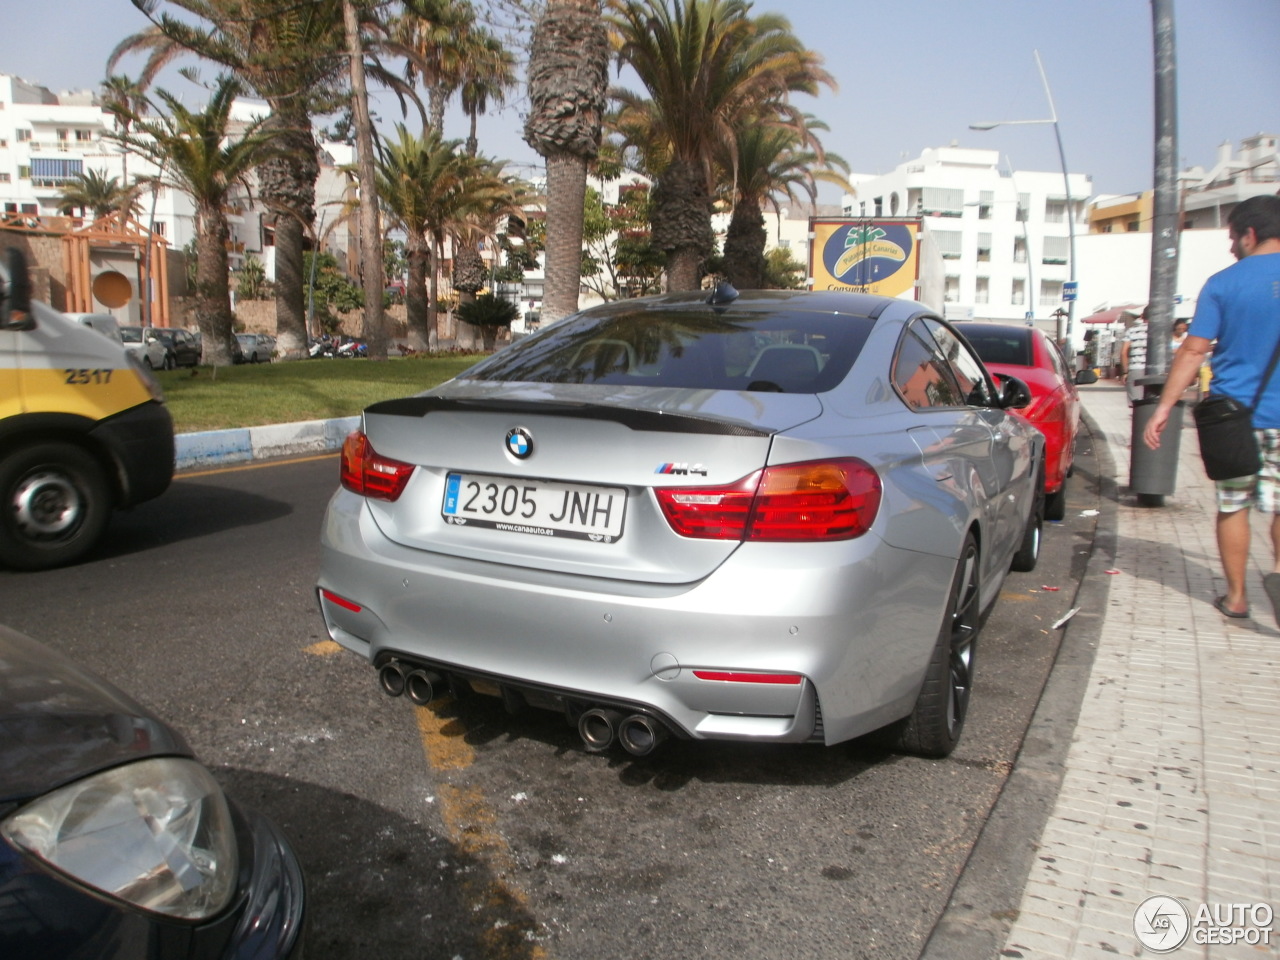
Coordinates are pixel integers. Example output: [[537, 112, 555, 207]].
[[1133, 896, 1274, 952]]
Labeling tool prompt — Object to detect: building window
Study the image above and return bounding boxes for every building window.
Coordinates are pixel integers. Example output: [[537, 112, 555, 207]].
[[977, 233, 992, 262], [934, 230, 962, 260], [922, 187, 964, 218], [1012, 278, 1026, 306], [16, 129, 32, 142], [873, 196, 883, 216], [1042, 236, 1069, 265], [1016, 193, 1029, 222], [0, 173, 9, 183], [17, 165, 30, 179], [1040, 280, 1063, 307], [75, 129, 94, 142], [944, 275, 960, 302], [0, 139, 6, 148], [1013, 236, 1027, 263], [56, 129, 69, 141], [975, 277, 989, 304], [1126, 221, 1139, 232], [779, 238, 790, 249], [30, 157, 83, 186], [1045, 199, 1067, 223], [150, 220, 167, 237], [978, 191, 994, 220]]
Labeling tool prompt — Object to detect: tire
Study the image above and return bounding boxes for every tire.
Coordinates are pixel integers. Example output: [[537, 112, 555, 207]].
[[892, 533, 981, 758], [1045, 483, 1067, 522], [0, 443, 112, 570], [1010, 464, 1045, 572]]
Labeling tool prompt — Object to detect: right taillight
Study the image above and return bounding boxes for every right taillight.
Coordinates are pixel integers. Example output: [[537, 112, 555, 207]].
[[656, 458, 881, 541], [340, 431, 415, 501]]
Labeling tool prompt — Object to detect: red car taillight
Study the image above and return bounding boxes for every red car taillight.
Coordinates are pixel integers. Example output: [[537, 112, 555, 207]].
[[655, 458, 881, 541], [340, 431, 415, 501]]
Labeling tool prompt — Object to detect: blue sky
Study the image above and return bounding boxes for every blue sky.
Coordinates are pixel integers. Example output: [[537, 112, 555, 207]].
[[3, 0, 1277, 200]]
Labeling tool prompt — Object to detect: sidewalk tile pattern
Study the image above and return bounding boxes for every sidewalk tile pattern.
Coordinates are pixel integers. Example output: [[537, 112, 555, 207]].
[[1001, 386, 1279, 959]]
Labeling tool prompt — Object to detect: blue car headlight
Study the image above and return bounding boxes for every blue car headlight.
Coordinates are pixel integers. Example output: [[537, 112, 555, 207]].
[[0, 757, 238, 920]]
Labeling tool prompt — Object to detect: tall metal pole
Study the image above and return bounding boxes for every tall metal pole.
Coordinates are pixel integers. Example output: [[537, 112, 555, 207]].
[[1034, 51, 1076, 348], [1147, 0, 1180, 378]]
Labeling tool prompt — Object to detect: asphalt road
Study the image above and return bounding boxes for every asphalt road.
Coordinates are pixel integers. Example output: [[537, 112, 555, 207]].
[[0, 426, 1101, 960]]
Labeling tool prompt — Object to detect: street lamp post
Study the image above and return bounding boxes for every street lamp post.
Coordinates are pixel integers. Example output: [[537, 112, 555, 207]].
[[971, 49, 1078, 349]]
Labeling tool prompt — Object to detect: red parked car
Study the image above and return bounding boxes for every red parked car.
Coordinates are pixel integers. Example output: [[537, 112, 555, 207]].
[[955, 322, 1083, 521]]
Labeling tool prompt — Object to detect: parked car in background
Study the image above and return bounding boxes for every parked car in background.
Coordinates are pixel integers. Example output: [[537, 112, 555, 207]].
[[954, 321, 1082, 521], [0, 623, 306, 957], [319, 287, 1043, 760], [66, 312, 123, 343], [194, 331, 244, 364], [236, 333, 273, 363], [148, 326, 201, 368], [118, 324, 169, 370]]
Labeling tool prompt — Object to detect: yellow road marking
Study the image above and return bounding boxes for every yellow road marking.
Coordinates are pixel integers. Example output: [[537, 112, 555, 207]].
[[178, 452, 337, 479], [415, 701, 545, 958], [303, 640, 344, 657]]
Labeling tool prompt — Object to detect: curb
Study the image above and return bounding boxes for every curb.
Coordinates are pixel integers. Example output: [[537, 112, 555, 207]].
[[919, 405, 1120, 959], [175, 415, 359, 471]]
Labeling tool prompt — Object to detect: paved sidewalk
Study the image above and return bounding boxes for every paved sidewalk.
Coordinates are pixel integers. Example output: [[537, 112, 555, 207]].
[[999, 382, 1279, 958]]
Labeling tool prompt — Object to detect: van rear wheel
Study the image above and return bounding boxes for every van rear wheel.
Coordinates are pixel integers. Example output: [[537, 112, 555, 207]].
[[0, 443, 111, 570]]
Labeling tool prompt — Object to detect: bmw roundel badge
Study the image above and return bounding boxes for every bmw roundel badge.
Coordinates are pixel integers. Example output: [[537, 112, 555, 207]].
[[505, 427, 533, 459]]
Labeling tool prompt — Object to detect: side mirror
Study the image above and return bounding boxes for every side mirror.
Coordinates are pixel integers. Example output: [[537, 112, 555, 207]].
[[1074, 369, 1099, 385], [997, 373, 1033, 410], [1, 247, 35, 331]]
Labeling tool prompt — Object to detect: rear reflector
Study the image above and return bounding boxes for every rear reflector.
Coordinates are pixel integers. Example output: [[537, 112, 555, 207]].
[[656, 458, 881, 541], [340, 431, 415, 501], [320, 588, 362, 613], [693, 671, 803, 685]]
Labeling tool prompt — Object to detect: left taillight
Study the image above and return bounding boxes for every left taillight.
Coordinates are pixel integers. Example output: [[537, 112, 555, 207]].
[[340, 431, 415, 501], [656, 458, 882, 542]]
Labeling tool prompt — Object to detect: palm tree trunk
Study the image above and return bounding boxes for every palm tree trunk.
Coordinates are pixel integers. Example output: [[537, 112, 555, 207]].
[[406, 239, 429, 350], [259, 107, 318, 361], [427, 239, 440, 349], [195, 202, 235, 366], [344, 0, 386, 360], [542, 151, 588, 323]]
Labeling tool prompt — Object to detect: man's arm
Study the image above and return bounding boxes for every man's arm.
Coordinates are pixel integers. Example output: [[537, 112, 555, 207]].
[[1120, 338, 1132, 375], [1142, 334, 1212, 449]]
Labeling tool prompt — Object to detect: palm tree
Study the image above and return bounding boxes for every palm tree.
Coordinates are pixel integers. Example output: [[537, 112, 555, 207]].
[[523, 0, 610, 324], [607, 0, 834, 291], [391, 0, 475, 133], [110, 0, 420, 361], [111, 76, 279, 366], [719, 117, 849, 289], [56, 170, 140, 222], [100, 75, 148, 188], [458, 28, 517, 158], [374, 125, 521, 348]]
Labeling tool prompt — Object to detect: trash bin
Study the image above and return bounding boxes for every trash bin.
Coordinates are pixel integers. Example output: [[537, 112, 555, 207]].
[[1130, 393, 1184, 506]]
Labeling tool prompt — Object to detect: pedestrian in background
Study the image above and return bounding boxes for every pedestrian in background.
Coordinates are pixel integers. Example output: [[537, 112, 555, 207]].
[[1143, 195, 1280, 623], [1170, 318, 1189, 351], [1120, 307, 1149, 403]]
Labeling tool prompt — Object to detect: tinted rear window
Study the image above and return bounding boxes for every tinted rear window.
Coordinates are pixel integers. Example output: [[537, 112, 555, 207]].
[[957, 327, 1033, 367], [461, 308, 875, 393]]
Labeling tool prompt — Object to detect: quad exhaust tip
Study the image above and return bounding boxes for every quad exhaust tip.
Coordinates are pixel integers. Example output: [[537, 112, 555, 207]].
[[378, 661, 407, 697], [578, 707, 623, 752], [618, 714, 668, 757], [578, 707, 670, 756], [405, 669, 443, 706]]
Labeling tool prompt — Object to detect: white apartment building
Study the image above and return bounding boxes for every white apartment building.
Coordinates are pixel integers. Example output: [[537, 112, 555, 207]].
[[1, 74, 355, 293], [840, 145, 1092, 325]]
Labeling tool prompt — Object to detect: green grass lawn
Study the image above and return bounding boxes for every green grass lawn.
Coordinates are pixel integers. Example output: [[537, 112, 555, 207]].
[[155, 354, 486, 433]]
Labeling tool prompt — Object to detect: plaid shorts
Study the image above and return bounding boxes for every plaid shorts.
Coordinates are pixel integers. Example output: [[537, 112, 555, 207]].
[[1216, 428, 1280, 513]]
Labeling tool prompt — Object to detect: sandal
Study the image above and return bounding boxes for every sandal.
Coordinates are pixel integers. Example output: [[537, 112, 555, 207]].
[[1213, 595, 1250, 619]]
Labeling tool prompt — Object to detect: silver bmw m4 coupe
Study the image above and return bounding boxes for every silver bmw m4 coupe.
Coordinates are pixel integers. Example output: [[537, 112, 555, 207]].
[[317, 287, 1043, 758]]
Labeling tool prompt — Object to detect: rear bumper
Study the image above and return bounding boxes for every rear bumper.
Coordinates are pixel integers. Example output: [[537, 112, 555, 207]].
[[318, 489, 955, 746]]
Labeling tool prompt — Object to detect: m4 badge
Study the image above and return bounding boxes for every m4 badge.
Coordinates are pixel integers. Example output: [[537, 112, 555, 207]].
[[654, 463, 709, 476]]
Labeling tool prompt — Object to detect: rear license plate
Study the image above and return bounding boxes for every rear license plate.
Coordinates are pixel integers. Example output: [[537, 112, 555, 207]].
[[443, 472, 626, 542]]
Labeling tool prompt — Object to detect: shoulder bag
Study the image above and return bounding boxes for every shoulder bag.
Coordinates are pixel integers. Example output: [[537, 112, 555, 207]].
[[1193, 334, 1280, 481]]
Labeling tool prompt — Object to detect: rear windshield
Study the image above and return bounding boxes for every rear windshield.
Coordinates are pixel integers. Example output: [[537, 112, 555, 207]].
[[461, 308, 875, 393], [119, 327, 143, 344], [958, 327, 1033, 367]]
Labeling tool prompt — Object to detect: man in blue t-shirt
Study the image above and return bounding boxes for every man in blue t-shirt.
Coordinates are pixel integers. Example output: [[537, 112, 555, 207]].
[[1144, 195, 1280, 623]]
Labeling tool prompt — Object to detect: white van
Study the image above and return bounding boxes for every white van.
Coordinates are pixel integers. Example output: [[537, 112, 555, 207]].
[[65, 311, 124, 344], [0, 248, 174, 569]]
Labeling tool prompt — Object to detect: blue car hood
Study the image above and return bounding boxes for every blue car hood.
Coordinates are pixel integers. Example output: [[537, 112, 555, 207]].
[[0, 624, 191, 811]]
